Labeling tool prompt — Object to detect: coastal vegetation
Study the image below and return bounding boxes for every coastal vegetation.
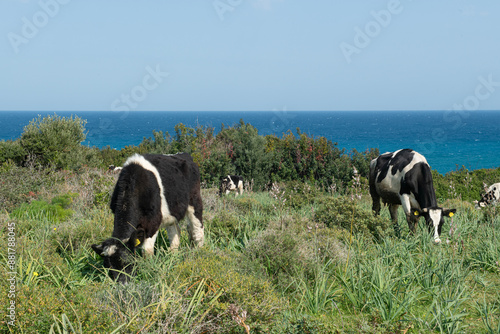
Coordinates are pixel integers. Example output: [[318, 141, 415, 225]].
[[1, 114, 499, 333]]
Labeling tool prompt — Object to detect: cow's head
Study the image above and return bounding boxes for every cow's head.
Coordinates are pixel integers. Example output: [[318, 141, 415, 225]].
[[91, 229, 145, 283], [412, 207, 456, 243], [219, 176, 230, 196]]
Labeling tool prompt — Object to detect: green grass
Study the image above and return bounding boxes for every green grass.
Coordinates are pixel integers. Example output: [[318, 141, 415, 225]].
[[1, 167, 499, 333]]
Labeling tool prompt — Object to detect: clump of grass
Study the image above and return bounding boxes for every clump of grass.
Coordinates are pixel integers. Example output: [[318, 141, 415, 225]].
[[11, 193, 78, 223], [314, 196, 393, 242]]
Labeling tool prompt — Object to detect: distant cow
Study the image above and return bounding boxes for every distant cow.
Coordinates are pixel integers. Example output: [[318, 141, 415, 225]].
[[219, 175, 244, 197], [92, 153, 204, 282], [108, 165, 122, 173], [475, 183, 500, 209], [369, 149, 456, 243]]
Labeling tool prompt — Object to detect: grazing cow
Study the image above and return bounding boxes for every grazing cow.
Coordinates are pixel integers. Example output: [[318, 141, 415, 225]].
[[108, 165, 122, 173], [475, 183, 500, 208], [92, 153, 204, 282], [219, 175, 244, 197], [369, 149, 456, 243]]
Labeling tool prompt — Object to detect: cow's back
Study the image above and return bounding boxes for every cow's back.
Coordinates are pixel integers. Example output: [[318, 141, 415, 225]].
[[144, 153, 201, 221], [370, 149, 437, 207]]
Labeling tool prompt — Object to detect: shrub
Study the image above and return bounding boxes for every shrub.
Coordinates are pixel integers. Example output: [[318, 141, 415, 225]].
[[0, 139, 26, 165], [245, 226, 317, 287], [433, 167, 500, 202], [172, 248, 287, 332], [0, 163, 63, 211], [19, 114, 88, 169], [233, 196, 262, 214], [314, 197, 393, 242], [283, 181, 323, 209], [7, 282, 117, 333], [208, 209, 241, 240]]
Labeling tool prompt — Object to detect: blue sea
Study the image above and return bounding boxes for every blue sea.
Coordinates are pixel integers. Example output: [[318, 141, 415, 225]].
[[1, 110, 499, 175]]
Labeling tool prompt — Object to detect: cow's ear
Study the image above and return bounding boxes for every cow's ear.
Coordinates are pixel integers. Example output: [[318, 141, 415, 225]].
[[443, 208, 456, 218], [411, 208, 422, 217], [91, 243, 104, 256], [128, 228, 146, 250]]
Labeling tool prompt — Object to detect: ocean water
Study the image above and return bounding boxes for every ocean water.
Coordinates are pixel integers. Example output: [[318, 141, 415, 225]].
[[1, 110, 499, 175]]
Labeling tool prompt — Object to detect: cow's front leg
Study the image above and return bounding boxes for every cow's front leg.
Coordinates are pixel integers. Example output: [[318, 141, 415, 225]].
[[166, 223, 181, 250], [142, 230, 159, 255], [400, 194, 419, 234], [388, 204, 401, 237], [406, 213, 419, 234]]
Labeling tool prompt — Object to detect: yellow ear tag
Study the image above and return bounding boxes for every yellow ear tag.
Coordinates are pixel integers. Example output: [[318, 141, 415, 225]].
[[134, 239, 141, 247], [449, 212, 454, 217], [414, 211, 419, 216]]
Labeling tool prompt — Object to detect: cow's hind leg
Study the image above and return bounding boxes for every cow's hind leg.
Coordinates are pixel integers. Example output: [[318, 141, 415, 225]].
[[186, 205, 204, 247], [389, 204, 401, 237]]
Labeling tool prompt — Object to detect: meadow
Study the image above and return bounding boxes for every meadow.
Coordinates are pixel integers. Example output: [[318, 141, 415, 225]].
[[0, 115, 499, 333]]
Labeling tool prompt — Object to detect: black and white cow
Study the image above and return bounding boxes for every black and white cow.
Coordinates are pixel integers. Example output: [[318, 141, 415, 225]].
[[219, 175, 244, 197], [108, 165, 122, 173], [92, 153, 204, 282], [475, 183, 500, 208], [369, 149, 456, 243]]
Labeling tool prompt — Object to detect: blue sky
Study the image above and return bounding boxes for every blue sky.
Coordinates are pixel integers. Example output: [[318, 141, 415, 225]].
[[1, 0, 499, 112]]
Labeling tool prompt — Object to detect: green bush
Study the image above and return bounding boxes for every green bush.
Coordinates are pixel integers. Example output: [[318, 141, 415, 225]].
[[19, 114, 88, 169], [245, 227, 317, 287], [208, 209, 241, 240], [0, 163, 63, 211], [0, 139, 26, 165], [433, 167, 500, 202], [314, 196, 393, 242], [172, 248, 287, 332], [233, 196, 260, 213], [283, 181, 323, 209]]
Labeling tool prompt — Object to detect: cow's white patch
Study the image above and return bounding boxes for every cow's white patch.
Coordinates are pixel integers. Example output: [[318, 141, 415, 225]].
[[487, 183, 500, 202], [429, 209, 441, 242], [400, 193, 420, 215], [227, 175, 236, 190], [124, 154, 176, 226], [102, 245, 117, 257]]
